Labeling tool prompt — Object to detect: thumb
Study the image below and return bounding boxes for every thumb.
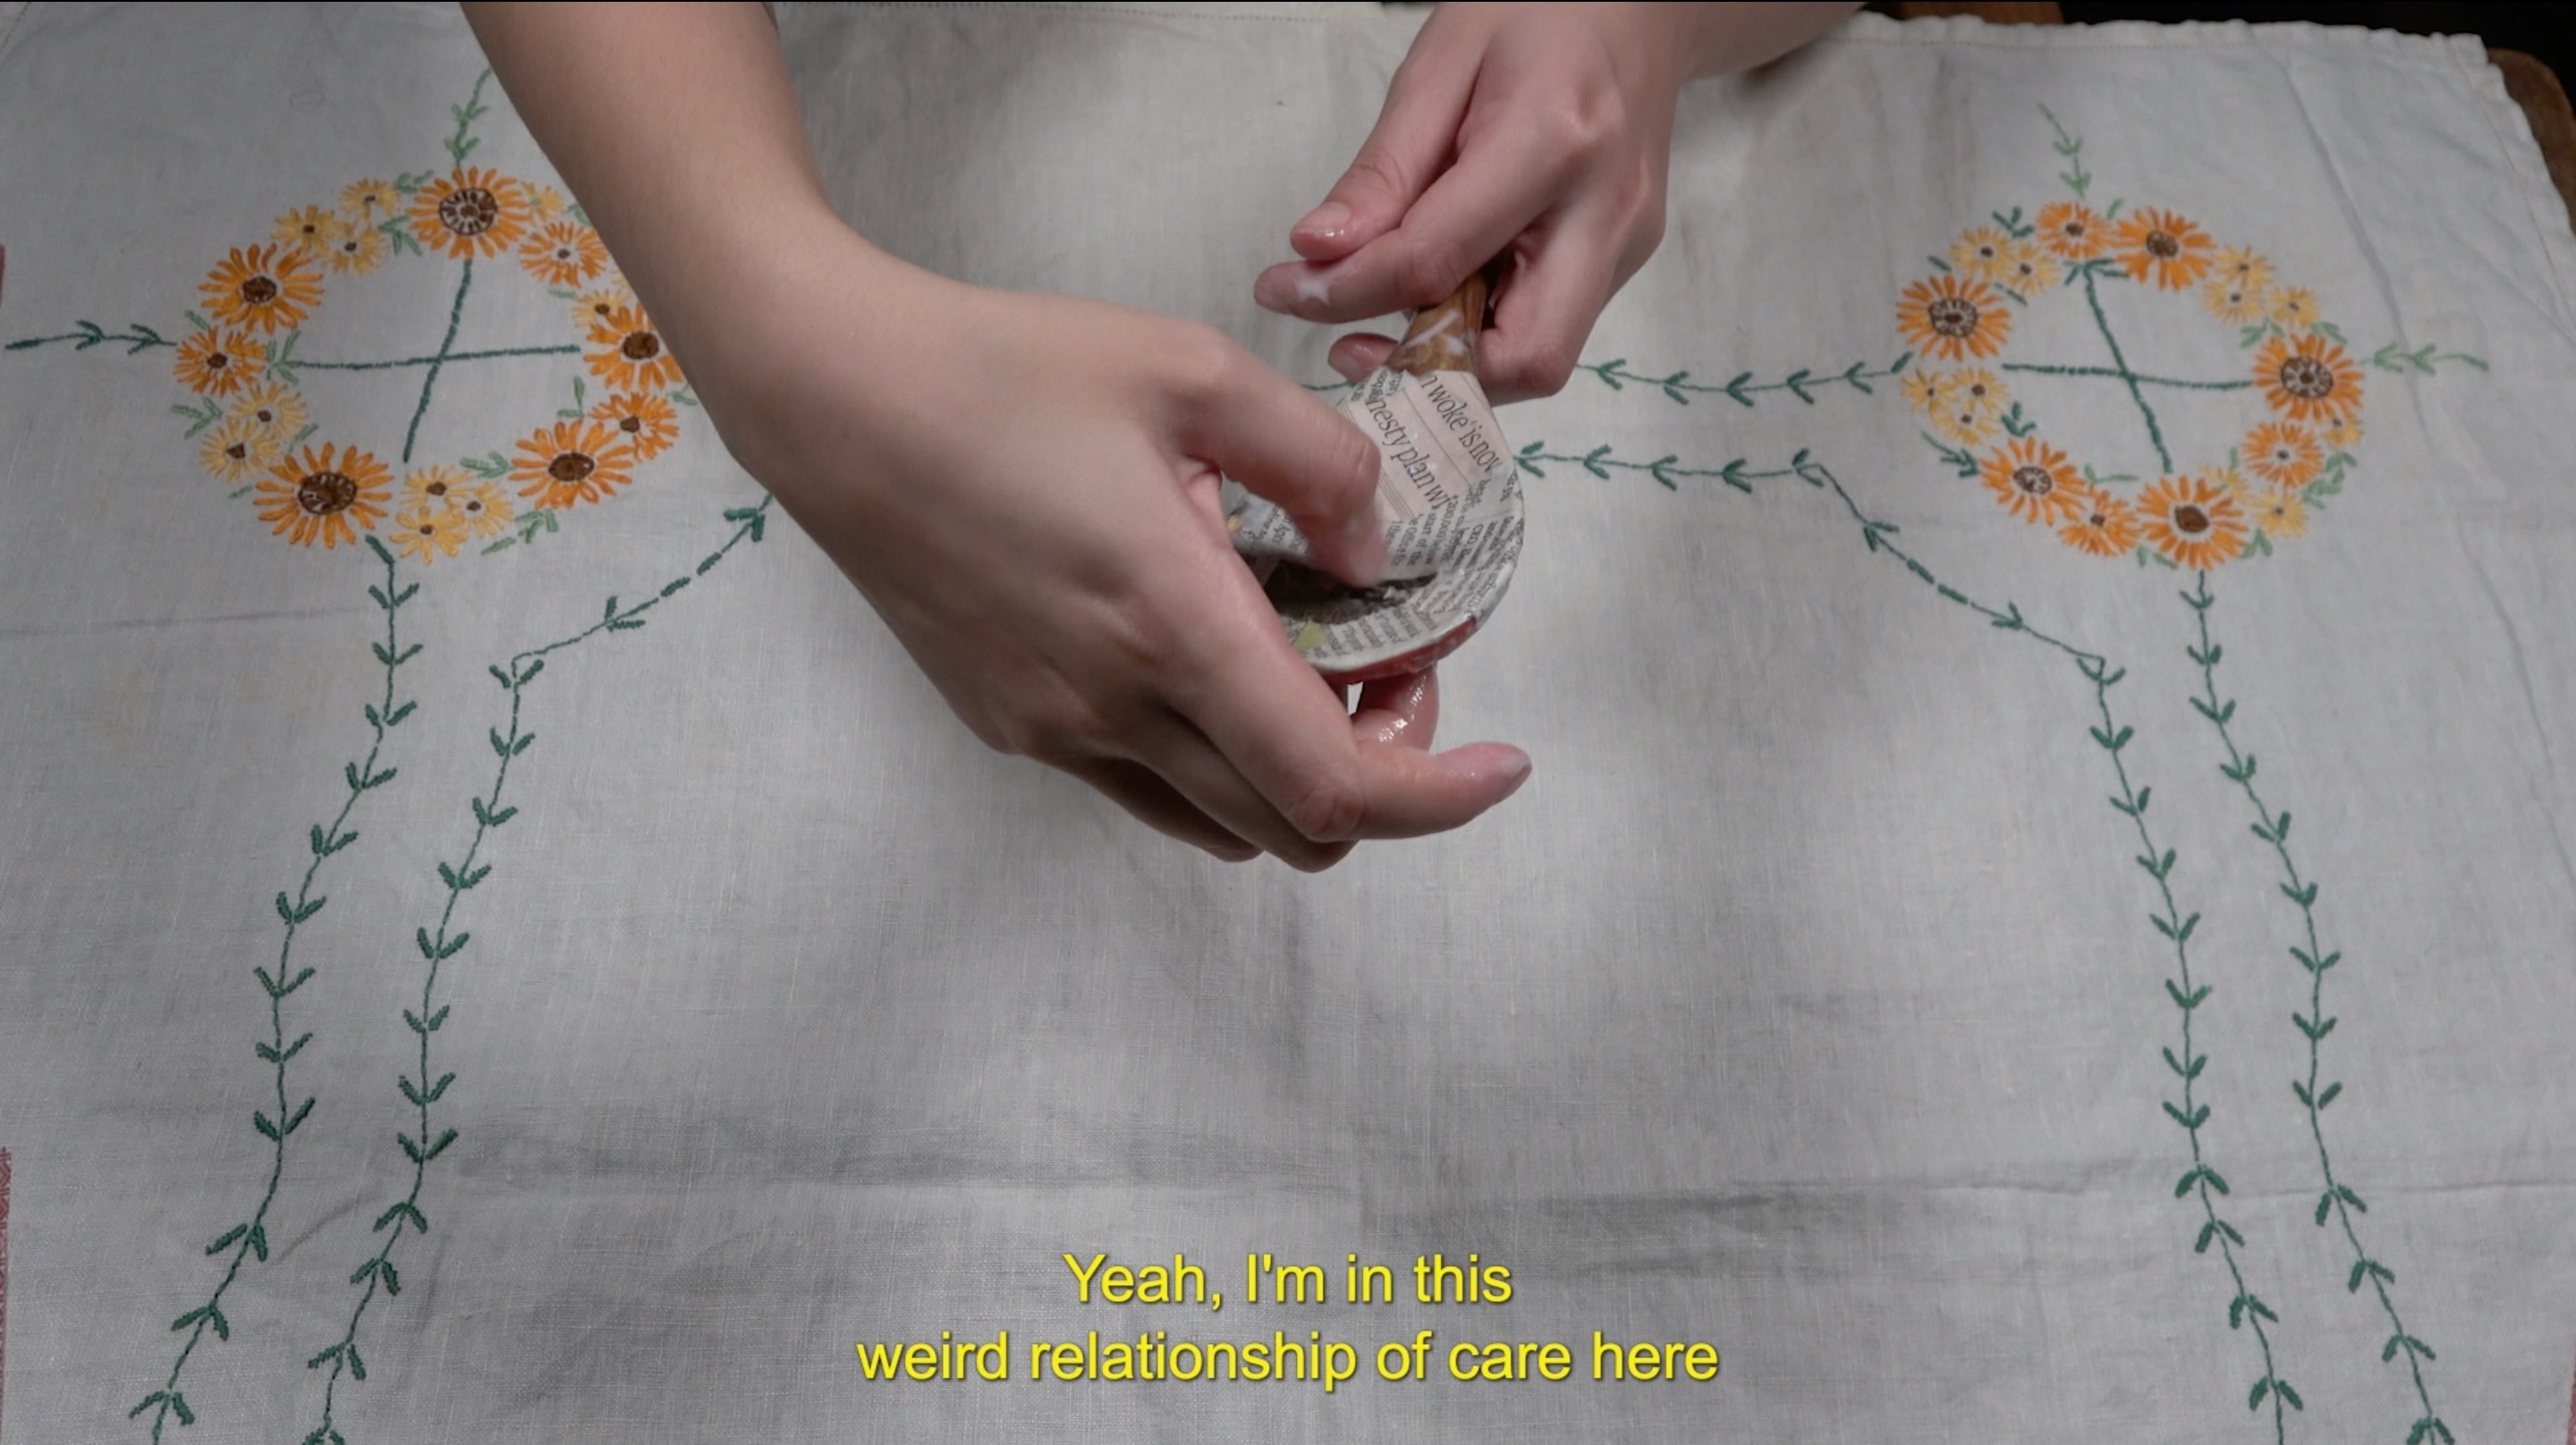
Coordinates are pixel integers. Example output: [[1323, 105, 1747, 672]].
[[1182, 351, 1386, 587], [1285, 23, 1483, 262]]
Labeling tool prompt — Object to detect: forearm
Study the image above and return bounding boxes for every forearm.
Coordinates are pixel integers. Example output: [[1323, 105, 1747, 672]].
[[460, 2, 889, 392], [1682, 2, 1861, 79]]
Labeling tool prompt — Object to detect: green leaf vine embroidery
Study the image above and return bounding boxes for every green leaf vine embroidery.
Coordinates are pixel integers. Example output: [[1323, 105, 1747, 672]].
[[130, 538, 420, 1441], [1522, 436, 2305, 1432], [2185, 572, 2450, 1445], [300, 497, 770, 1445], [1574, 353, 1911, 407]]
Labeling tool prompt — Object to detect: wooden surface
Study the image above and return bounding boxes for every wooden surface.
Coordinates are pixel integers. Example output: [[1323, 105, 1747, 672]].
[[1873, 4, 2576, 224], [2495, 50, 2576, 222]]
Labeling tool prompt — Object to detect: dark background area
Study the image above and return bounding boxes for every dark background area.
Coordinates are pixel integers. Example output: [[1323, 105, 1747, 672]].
[[2057, 4, 2575, 86]]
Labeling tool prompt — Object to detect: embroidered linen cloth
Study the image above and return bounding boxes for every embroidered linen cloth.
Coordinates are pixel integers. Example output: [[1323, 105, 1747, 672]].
[[2, 3, 2572, 1440]]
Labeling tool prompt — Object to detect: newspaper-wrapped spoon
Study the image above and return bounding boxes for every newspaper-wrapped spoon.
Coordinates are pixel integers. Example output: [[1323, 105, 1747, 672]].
[[1225, 274, 1525, 686]]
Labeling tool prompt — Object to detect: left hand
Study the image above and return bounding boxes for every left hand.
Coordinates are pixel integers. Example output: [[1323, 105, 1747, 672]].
[[1255, 2, 1856, 402]]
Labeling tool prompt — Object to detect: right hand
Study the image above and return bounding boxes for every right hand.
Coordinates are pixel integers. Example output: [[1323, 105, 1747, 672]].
[[693, 220, 1532, 869]]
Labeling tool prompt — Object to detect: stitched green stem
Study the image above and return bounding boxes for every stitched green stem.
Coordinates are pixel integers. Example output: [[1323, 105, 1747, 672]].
[[398, 258, 475, 466], [298, 343, 582, 373], [301, 498, 770, 1445], [130, 542, 419, 1440], [2079, 265, 2174, 474], [2002, 360, 2252, 392], [2185, 571, 2448, 1445]]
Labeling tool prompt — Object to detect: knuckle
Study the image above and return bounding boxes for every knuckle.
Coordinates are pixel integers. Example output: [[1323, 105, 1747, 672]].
[[1391, 241, 1468, 308], [1160, 322, 1243, 413], [1279, 767, 1366, 841], [1341, 144, 1413, 203], [1505, 334, 1581, 398]]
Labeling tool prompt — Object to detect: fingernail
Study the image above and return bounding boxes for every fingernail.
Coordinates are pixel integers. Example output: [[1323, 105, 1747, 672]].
[[1296, 201, 1352, 239], [1495, 752, 1533, 797]]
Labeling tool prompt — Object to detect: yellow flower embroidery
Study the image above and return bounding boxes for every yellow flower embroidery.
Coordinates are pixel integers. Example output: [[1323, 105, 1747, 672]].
[[451, 479, 514, 540], [2267, 286, 2319, 332], [531, 185, 571, 221], [255, 443, 392, 548], [173, 327, 264, 398], [273, 205, 346, 261], [589, 391, 681, 461], [568, 284, 634, 330], [2211, 245, 2272, 292], [2110, 207, 2216, 292], [1979, 437, 2082, 524], [1899, 368, 1945, 417], [2242, 422, 2321, 487], [2320, 415, 2363, 452], [2205, 276, 2267, 325], [388, 504, 468, 564], [2138, 472, 2249, 570], [2035, 201, 2107, 260], [201, 244, 323, 335], [198, 413, 282, 483], [1896, 275, 2010, 362], [583, 304, 683, 392], [410, 167, 532, 260], [2246, 486, 2307, 539], [511, 419, 636, 509], [338, 178, 397, 217], [1949, 225, 2014, 285], [1999, 239, 2060, 296], [518, 222, 609, 288], [226, 382, 309, 443], [400, 463, 476, 511], [2057, 487, 2140, 558], [1946, 368, 2009, 420], [2254, 333, 2363, 426], [325, 221, 389, 276]]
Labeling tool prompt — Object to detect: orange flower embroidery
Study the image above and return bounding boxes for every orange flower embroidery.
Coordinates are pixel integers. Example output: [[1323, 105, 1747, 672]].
[[450, 478, 514, 539], [2241, 422, 2321, 487], [584, 304, 683, 392], [510, 419, 636, 509], [200, 244, 323, 335], [2254, 333, 2362, 426], [410, 167, 532, 260], [2035, 201, 2107, 260], [1979, 438, 2083, 524], [2056, 488, 2141, 558], [2137, 473, 2248, 570], [226, 381, 309, 442], [589, 391, 680, 461], [1896, 275, 2010, 362], [1999, 239, 2060, 296], [255, 443, 392, 548], [519, 221, 609, 287], [2110, 207, 2215, 291], [2204, 276, 2267, 325], [173, 327, 264, 397], [325, 222, 388, 276]]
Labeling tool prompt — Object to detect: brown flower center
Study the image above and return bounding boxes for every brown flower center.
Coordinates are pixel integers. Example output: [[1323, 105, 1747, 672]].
[[298, 470, 358, 516], [225, 443, 249, 461], [1926, 297, 1979, 339], [241, 275, 279, 306], [2173, 503, 2209, 536], [620, 330, 661, 361], [547, 451, 597, 484], [2145, 230, 2180, 259], [424, 478, 449, 497], [618, 416, 641, 433], [463, 498, 484, 513], [206, 350, 231, 370], [2278, 356, 2334, 400], [439, 186, 501, 236], [255, 409, 276, 425], [2012, 465, 2055, 498]]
